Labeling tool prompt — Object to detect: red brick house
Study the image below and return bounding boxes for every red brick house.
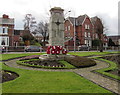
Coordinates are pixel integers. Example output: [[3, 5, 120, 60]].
[[91, 16, 108, 47], [64, 15, 108, 47], [102, 34, 108, 47], [64, 14, 93, 47], [0, 14, 14, 46]]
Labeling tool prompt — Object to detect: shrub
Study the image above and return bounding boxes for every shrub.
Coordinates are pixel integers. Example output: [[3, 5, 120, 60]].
[[64, 55, 96, 68]]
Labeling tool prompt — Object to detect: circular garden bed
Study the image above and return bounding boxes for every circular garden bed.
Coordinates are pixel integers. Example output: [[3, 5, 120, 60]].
[[0, 70, 19, 83], [17, 55, 96, 69]]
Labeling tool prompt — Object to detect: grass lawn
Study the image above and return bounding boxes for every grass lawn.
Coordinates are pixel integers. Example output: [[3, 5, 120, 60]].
[[2, 63, 112, 93], [1, 52, 118, 93], [68, 51, 119, 57], [0, 53, 45, 61]]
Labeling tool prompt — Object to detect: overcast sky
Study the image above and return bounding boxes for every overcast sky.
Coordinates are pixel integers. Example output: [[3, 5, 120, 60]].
[[0, 0, 119, 36]]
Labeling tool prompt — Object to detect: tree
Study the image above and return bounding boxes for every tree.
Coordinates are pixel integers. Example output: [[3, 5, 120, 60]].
[[23, 14, 37, 32], [92, 39, 100, 47], [22, 35, 34, 46], [35, 21, 49, 46], [108, 38, 115, 46]]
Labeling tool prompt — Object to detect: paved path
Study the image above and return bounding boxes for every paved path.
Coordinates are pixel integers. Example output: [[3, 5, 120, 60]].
[[4, 58, 120, 94]]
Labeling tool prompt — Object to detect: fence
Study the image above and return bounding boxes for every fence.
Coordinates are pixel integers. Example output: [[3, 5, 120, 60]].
[[1, 46, 120, 53], [2, 46, 25, 52]]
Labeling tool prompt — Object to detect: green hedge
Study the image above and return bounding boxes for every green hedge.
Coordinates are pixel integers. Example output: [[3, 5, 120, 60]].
[[94, 57, 120, 80]]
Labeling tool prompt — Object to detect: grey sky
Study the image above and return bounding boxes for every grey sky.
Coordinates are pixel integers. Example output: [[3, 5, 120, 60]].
[[0, 0, 119, 36]]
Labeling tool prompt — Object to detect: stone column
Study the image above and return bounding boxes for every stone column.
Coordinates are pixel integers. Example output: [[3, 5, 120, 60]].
[[47, 7, 67, 58], [49, 7, 64, 46]]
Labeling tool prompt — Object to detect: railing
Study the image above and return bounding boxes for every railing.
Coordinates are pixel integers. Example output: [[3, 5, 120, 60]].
[[2, 46, 25, 52], [1, 46, 120, 53]]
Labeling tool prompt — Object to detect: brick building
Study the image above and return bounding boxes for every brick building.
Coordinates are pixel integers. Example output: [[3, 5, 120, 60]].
[[65, 14, 93, 47], [13, 29, 34, 46], [64, 15, 108, 47], [91, 16, 108, 47], [0, 14, 14, 46], [108, 35, 120, 46]]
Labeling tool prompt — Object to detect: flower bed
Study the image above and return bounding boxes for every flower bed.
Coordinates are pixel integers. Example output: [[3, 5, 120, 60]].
[[17, 55, 96, 69], [1, 70, 19, 83], [64, 55, 96, 68]]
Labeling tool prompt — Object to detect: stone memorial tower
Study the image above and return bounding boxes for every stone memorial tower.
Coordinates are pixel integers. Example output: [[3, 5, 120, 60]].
[[46, 7, 67, 56], [49, 7, 64, 46]]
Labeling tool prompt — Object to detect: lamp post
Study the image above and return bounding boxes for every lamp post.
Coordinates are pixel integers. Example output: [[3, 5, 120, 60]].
[[73, 13, 76, 52], [64, 11, 71, 18]]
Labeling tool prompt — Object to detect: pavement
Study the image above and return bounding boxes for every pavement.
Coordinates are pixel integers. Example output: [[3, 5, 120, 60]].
[[3, 56, 120, 94]]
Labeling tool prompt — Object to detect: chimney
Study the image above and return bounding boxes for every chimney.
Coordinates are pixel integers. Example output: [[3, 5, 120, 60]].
[[3, 14, 9, 19]]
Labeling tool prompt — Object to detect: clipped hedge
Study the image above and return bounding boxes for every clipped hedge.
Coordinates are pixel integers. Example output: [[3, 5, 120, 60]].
[[64, 55, 96, 68], [94, 57, 120, 80]]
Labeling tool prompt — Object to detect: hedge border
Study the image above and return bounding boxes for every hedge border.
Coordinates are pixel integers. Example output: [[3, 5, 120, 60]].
[[93, 57, 120, 81]]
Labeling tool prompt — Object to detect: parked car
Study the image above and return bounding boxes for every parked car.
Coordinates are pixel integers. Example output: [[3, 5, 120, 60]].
[[79, 45, 91, 51], [25, 46, 42, 52], [0, 46, 5, 53]]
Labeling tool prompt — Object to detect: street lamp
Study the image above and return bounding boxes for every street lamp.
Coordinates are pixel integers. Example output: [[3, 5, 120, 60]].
[[64, 11, 71, 18], [73, 12, 76, 52]]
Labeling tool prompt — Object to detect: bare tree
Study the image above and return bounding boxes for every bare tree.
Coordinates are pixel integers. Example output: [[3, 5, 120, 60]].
[[35, 21, 49, 46], [23, 14, 37, 32]]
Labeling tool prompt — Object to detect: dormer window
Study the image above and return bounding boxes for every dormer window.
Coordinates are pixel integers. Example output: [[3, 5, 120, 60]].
[[85, 24, 90, 30], [85, 24, 87, 29], [68, 26, 70, 31]]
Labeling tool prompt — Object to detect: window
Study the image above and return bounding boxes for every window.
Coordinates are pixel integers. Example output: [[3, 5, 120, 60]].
[[0, 27, 8, 34], [88, 32, 91, 37], [14, 30, 20, 35], [87, 25, 90, 29], [7, 38, 9, 45], [5, 27, 8, 34], [85, 40, 87, 44], [68, 26, 70, 31], [85, 24, 90, 30], [3, 28, 5, 33], [0, 37, 9, 46], [84, 32, 87, 37], [96, 34, 98, 38], [65, 26, 67, 31], [85, 24, 87, 29], [1, 40, 5, 45]]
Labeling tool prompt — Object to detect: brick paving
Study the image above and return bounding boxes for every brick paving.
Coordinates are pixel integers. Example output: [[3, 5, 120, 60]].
[[4, 58, 120, 94]]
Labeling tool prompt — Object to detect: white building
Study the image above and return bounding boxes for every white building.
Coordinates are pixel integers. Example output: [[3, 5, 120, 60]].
[[0, 14, 14, 46]]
